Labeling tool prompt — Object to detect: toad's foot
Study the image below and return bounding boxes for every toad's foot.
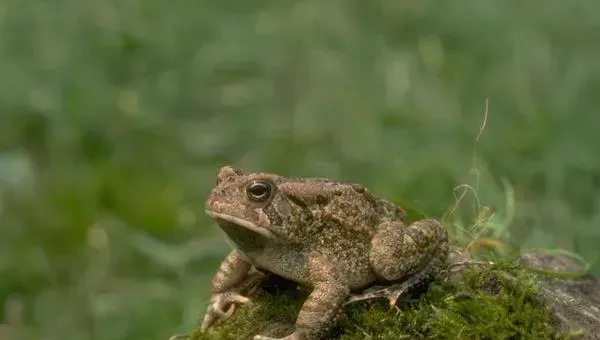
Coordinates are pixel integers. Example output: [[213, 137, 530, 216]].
[[345, 273, 426, 307], [200, 291, 251, 331], [168, 291, 254, 340], [251, 327, 318, 340], [200, 270, 266, 331], [253, 334, 300, 340]]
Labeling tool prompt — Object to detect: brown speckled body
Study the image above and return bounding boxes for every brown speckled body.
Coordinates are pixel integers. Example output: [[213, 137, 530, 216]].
[[201, 166, 449, 340]]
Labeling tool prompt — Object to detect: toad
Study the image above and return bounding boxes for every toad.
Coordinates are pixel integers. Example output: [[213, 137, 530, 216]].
[[200, 166, 449, 340]]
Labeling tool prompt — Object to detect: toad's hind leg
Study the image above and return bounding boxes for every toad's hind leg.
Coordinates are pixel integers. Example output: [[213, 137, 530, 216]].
[[354, 219, 449, 306]]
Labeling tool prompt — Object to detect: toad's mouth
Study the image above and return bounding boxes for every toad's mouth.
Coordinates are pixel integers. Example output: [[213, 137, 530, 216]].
[[205, 210, 274, 239]]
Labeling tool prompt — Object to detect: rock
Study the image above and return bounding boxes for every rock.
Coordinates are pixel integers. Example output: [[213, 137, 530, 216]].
[[517, 251, 600, 339]]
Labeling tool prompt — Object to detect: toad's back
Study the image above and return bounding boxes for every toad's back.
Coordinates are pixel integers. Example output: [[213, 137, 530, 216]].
[[282, 178, 407, 234]]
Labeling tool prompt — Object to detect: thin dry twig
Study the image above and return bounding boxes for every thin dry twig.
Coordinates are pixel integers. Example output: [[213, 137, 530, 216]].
[[476, 98, 489, 143]]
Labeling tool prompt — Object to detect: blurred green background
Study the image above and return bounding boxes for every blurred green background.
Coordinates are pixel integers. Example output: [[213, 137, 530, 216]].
[[1, 0, 599, 339]]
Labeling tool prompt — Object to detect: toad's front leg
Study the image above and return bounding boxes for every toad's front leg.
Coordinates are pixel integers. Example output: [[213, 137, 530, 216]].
[[350, 219, 449, 306], [201, 250, 264, 331], [253, 254, 350, 340]]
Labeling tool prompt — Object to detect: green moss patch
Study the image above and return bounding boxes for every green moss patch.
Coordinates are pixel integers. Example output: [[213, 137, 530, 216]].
[[181, 264, 567, 340]]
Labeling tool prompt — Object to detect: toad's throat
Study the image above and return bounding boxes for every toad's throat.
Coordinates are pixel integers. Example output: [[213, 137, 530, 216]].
[[206, 210, 274, 249]]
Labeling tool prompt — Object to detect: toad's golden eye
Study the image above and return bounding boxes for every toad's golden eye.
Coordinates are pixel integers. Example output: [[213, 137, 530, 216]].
[[246, 180, 272, 202]]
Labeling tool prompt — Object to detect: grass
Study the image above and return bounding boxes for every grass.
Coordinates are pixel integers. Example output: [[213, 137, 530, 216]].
[[182, 264, 563, 340]]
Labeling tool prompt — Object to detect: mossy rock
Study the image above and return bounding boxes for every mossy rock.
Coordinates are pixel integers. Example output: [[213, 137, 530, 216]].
[[175, 250, 600, 340]]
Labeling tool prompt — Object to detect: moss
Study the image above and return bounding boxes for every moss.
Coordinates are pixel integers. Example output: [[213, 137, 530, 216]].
[[179, 263, 569, 340]]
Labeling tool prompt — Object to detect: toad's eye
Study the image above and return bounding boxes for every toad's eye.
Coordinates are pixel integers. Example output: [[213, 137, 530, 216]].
[[246, 180, 273, 202]]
